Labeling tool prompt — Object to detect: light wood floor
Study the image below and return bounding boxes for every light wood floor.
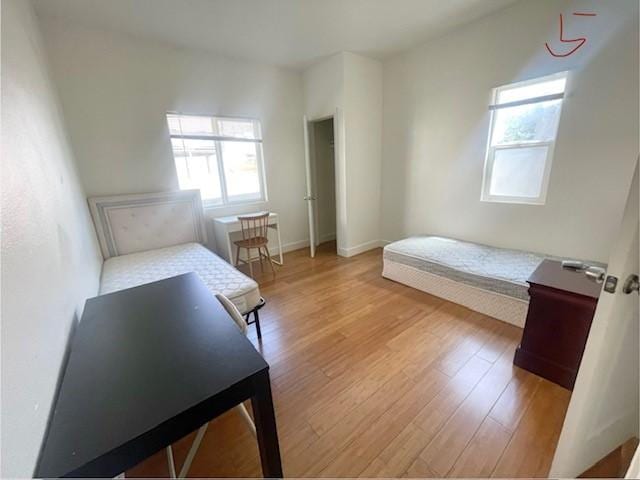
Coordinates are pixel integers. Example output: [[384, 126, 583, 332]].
[[128, 242, 571, 478]]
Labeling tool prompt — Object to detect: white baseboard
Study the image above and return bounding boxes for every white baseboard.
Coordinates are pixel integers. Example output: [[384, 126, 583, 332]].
[[235, 238, 386, 261], [275, 239, 310, 254], [338, 239, 386, 257], [318, 232, 337, 244], [225, 239, 310, 263]]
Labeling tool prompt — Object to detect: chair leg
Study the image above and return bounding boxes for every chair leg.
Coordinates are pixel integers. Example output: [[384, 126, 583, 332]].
[[234, 245, 241, 266], [264, 246, 276, 278], [166, 446, 177, 479], [166, 409, 252, 479], [177, 423, 209, 478], [254, 307, 262, 339], [237, 403, 257, 436], [247, 248, 254, 278], [258, 247, 264, 273]]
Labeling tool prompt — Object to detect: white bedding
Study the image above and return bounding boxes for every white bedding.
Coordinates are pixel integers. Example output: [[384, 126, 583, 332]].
[[100, 242, 260, 314]]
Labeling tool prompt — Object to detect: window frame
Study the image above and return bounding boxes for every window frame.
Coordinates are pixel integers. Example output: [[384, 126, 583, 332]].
[[481, 72, 568, 205], [167, 112, 268, 209]]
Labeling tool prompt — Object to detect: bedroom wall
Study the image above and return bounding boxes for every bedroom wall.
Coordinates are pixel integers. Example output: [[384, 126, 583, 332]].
[[381, 0, 639, 262], [1, 0, 103, 476], [303, 52, 383, 256], [35, 16, 309, 253], [342, 53, 383, 255]]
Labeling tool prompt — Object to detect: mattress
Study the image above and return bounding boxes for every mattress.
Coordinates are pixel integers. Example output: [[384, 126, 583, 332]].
[[100, 242, 261, 314], [383, 236, 548, 301]]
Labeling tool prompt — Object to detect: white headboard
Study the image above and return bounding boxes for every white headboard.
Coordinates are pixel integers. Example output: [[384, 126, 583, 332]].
[[88, 190, 208, 259]]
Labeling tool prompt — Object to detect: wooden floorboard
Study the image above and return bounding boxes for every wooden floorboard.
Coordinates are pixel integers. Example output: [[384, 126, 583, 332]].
[[127, 242, 571, 478]]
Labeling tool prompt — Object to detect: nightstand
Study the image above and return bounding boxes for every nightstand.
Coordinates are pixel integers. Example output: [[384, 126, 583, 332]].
[[514, 259, 603, 390]]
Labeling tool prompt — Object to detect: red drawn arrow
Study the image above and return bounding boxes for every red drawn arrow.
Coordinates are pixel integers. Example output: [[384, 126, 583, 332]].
[[545, 13, 587, 58]]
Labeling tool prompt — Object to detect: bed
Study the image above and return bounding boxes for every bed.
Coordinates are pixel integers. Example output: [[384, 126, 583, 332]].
[[89, 190, 264, 332], [382, 236, 551, 327]]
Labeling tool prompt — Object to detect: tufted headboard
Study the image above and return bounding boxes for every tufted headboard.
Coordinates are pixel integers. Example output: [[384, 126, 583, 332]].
[[88, 190, 208, 259]]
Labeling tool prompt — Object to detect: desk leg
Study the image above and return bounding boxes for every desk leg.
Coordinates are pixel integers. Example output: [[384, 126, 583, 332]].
[[251, 371, 283, 478], [267, 224, 283, 266], [226, 231, 234, 265], [276, 223, 283, 265]]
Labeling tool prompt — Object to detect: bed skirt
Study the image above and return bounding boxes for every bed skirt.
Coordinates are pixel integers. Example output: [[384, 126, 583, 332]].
[[382, 259, 528, 328]]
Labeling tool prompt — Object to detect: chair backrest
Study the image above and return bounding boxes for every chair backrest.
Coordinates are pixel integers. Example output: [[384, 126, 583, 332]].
[[216, 293, 247, 334], [238, 212, 270, 241]]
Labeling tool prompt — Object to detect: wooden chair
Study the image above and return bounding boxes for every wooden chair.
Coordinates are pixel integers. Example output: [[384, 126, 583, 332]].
[[234, 212, 276, 278]]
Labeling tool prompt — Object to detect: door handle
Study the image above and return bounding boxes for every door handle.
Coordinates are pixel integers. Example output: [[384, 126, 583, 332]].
[[584, 266, 606, 283], [303, 196, 316, 201], [623, 274, 639, 294]]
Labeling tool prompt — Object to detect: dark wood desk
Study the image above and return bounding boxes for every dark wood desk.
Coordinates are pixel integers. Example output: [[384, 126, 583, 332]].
[[514, 259, 602, 390], [35, 273, 282, 478]]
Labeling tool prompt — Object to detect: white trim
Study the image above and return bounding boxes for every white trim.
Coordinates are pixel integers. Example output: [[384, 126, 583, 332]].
[[382, 260, 528, 327], [492, 71, 568, 105], [489, 92, 564, 110], [338, 239, 386, 257], [318, 232, 337, 244], [244, 239, 310, 261], [277, 239, 310, 254]]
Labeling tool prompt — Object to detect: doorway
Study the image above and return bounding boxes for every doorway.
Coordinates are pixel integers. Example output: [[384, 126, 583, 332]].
[[304, 116, 337, 257]]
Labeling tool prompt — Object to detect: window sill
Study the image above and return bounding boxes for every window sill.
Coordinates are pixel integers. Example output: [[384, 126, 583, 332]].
[[203, 199, 268, 213], [480, 196, 546, 206]]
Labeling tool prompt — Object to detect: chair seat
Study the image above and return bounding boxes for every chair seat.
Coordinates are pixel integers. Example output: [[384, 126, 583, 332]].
[[234, 236, 269, 248]]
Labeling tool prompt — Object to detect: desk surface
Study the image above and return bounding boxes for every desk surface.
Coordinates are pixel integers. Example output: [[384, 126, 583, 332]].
[[528, 259, 602, 300], [36, 273, 268, 478], [213, 212, 277, 225]]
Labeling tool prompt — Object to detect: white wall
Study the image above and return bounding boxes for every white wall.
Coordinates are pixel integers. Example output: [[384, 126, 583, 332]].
[[342, 53, 383, 254], [303, 53, 349, 253], [1, 0, 103, 476], [303, 53, 345, 121], [36, 17, 309, 253], [381, 0, 639, 262], [303, 52, 383, 256]]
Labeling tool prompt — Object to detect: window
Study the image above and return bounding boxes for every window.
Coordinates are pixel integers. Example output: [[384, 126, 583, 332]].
[[481, 72, 568, 204], [167, 113, 266, 207]]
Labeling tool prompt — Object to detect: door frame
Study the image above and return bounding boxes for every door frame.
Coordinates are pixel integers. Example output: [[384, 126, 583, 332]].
[[303, 109, 345, 257]]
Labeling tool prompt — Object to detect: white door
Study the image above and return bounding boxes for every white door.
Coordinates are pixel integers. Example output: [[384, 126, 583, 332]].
[[627, 447, 640, 479], [303, 116, 317, 257], [550, 160, 639, 477]]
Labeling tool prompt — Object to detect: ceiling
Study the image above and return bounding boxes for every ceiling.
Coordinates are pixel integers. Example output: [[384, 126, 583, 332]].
[[33, 0, 519, 69]]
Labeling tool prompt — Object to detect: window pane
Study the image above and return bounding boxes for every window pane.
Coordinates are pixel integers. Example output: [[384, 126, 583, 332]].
[[496, 74, 566, 104], [220, 141, 262, 200], [217, 119, 259, 140], [489, 146, 548, 198], [167, 115, 215, 136], [167, 116, 182, 135], [491, 99, 562, 145], [171, 138, 222, 202]]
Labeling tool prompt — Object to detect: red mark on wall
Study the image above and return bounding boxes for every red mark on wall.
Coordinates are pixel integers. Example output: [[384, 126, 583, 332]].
[[546, 12, 596, 58]]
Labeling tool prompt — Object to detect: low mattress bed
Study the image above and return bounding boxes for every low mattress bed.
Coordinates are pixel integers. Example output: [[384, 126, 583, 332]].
[[383, 236, 550, 327], [100, 242, 261, 315]]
